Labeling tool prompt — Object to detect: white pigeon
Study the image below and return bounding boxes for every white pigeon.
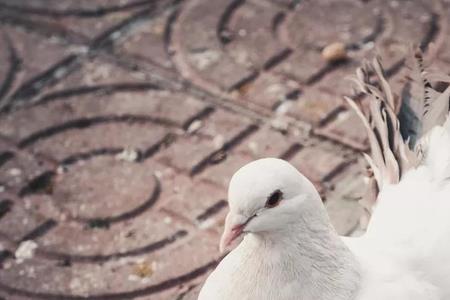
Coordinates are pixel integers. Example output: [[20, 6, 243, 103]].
[[198, 50, 450, 300]]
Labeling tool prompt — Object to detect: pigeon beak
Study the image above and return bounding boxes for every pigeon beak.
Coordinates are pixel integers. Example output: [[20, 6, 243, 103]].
[[219, 212, 248, 253]]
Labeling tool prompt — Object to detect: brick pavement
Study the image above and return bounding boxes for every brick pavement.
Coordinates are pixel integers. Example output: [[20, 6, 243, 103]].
[[0, 0, 447, 299]]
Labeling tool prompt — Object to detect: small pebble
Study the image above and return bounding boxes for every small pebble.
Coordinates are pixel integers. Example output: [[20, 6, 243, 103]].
[[3, 261, 12, 269], [321, 42, 347, 63], [56, 165, 68, 175], [275, 101, 292, 115], [111, 31, 121, 40], [8, 168, 22, 177], [198, 218, 215, 230], [128, 274, 141, 282], [248, 142, 259, 156], [213, 135, 225, 149], [271, 118, 289, 134], [15, 240, 38, 263], [186, 120, 202, 134], [116, 148, 139, 162]]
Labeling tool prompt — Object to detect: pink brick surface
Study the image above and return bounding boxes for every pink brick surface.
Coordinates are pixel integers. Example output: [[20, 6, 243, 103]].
[[0, 0, 443, 298]]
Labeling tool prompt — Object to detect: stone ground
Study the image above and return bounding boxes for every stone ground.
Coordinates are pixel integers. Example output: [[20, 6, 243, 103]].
[[0, 0, 449, 299]]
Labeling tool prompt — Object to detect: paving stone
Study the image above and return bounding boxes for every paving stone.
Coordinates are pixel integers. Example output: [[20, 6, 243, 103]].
[[42, 156, 159, 220], [0, 25, 69, 100], [289, 87, 344, 125], [155, 109, 257, 173], [168, 284, 204, 300], [117, 11, 174, 70], [33, 202, 187, 260], [269, 0, 296, 8], [154, 135, 218, 172], [373, 0, 438, 68], [315, 109, 368, 150], [0, 90, 206, 141], [287, 0, 379, 50], [310, 61, 361, 97], [0, 0, 155, 40], [171, 0, 256, 91], [40, 57, 157, 94], [224, 1, 287, 69], [198, 151, 255, 189], [21, 230, 219, 300], [0, 0, 149, 14], [273, 0, 379, 83], [0, 257, 73, 296], [157, 172, 227, 229], [141, 231, 220, 286], [435, 3, 450, 64], [0, 34, 12, 97], [196, 108, 253, 140], [289, 139, 353, 189], [0, 148, 56, 193], [234, 125, 298, 159], [28, 122, 169, 162], [272, 50, 325, 84], [325, 160, 366, 235], [235, 72, 300, 110], [0, 200, 49, 242]]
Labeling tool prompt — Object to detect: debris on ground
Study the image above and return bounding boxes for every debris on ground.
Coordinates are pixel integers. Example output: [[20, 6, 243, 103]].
[[115, 148, 140, 162], [186, 120, 203, 134], [133, 261, 154, 278], [15, 240, 38, 263], [270, 118, 289, 134]]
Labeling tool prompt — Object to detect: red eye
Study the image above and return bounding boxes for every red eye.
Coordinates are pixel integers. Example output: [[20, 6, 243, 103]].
[[265, 189, 283, 208]]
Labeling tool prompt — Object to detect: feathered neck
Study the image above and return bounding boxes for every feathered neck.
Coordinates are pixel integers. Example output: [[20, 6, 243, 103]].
[[237, 205, 361, 300]]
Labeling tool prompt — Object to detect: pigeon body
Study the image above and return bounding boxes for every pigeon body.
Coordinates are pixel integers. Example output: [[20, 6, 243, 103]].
[[199, 152, 450, 299], [199, 52, 450, 300]]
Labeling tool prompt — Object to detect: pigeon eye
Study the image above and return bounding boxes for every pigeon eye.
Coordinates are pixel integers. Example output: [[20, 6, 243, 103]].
[[265, 189, 283, 208]]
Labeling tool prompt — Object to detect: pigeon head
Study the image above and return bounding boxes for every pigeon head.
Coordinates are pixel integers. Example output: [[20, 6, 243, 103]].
[[220, 157, 323, 252]]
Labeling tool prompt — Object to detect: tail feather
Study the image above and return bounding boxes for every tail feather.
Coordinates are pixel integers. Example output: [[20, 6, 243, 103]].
[[399, 50, 450, 145], [347, 49, 450, 216]]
